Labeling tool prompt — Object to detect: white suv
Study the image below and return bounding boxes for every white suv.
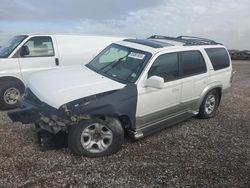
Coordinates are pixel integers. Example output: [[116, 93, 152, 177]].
[[8, 35, 233, 157]]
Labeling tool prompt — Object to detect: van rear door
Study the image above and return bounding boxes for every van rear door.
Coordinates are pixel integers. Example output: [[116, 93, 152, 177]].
[[17, 35, 59, 81]]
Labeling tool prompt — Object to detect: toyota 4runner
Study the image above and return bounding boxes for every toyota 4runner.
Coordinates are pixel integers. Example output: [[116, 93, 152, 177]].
[[8, 35, 233, 157]]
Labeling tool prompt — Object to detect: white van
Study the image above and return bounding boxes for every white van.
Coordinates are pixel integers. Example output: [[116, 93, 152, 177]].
[[0, 34, 124, 109]]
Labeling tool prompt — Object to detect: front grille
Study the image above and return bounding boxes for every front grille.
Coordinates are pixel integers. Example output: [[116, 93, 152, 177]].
[[24, 88, 42, 105]]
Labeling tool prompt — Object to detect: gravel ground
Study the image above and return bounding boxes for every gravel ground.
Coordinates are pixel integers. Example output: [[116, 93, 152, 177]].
[[0, 60, 249, 187]]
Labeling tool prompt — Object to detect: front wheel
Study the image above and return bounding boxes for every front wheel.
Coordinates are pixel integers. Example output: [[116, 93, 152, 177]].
[[198, 90, 220, 119], [68, 118, 124, 157]]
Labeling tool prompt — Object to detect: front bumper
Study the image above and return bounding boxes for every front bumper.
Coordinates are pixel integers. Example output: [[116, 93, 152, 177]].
[[8, 100, 40, 124]]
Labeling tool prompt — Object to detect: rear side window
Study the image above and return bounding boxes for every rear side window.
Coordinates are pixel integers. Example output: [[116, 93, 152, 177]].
[[205, 48, 230, 70], [180, 51, 207, 77]]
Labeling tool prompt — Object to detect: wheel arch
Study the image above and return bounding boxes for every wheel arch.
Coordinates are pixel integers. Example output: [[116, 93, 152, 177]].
[[197, 83, 223, 109], [214, 87, 222, 104], [0, 76, 25, 89], [87, 114, 133, 131], [118, 115, 133, 129]]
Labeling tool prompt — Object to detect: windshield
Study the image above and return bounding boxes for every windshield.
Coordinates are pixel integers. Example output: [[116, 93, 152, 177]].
[[86, 44, 151, 83], [0, 35, 28, 58]]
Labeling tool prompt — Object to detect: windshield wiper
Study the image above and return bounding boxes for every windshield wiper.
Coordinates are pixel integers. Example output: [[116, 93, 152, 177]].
[[98, 56, 127, 73]]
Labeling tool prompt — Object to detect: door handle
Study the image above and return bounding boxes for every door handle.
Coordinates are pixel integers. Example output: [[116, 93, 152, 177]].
[[55, 58, 59, 66]]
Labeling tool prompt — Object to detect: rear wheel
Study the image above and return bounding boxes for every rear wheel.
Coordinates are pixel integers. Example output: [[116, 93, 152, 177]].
[[198, 90, 220, 119], [68, 118, 124, 157], [0, 81, 24, 110]]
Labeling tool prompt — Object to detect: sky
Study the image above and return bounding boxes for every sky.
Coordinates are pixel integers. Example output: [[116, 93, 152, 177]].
[[0, 0, 250, 49]]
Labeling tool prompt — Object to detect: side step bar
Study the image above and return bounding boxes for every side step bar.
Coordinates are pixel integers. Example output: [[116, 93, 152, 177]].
[[128, 112, 196, 140]]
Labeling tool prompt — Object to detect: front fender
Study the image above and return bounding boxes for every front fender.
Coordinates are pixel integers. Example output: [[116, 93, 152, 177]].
[[70, 84, 138, 129]]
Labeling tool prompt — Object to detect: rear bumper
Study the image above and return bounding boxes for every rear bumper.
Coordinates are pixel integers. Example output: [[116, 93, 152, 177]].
[[8, 101, 40, 124]]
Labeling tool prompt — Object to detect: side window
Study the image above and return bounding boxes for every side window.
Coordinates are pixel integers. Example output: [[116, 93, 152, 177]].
[[22, 36, 54, 57], [148, 53, 179, 82], [205, 48, 230, 70], [180, 51, 207, 77]]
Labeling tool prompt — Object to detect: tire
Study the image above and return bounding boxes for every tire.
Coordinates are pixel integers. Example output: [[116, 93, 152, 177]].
[[0, 81, 24, 110], [68, 118, 124, 157], [198, 90, 220, 119]]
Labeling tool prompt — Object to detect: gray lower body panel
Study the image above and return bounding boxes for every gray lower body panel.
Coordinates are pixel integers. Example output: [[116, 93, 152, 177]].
[[129, 111, 195, 139], [131, 99, 199, 139]]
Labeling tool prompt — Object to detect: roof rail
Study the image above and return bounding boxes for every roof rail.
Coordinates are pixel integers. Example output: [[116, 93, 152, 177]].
[[149, 35, 186, 42], [148, 35, 221, 46], [177, 35, 220, 45]]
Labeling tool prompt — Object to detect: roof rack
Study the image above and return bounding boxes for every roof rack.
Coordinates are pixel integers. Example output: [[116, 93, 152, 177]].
[[148, 35, 221, 46], [124, 39, 163, 48]]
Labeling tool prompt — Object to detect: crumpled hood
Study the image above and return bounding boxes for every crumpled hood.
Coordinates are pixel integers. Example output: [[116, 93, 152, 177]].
[[27, 65, 125, 109]]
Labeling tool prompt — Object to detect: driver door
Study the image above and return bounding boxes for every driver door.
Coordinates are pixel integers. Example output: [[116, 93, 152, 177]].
[[136, 52, 182, 128], [17, 36, 59, 81]]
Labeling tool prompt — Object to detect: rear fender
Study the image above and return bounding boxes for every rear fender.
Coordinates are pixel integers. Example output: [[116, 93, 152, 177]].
[[195, 82, 222, 110]]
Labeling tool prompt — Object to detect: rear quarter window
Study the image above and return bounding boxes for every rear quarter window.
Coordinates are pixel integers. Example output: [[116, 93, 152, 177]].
[[205, 48, 230, 70]]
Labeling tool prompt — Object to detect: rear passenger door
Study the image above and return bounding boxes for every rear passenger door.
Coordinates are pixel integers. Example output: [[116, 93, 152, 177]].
[[17, 36, 59, 81], [179, 50, 208, 110]]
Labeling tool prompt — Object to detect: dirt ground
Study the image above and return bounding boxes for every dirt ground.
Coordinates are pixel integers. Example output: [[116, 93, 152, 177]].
[[0, 61, 249, 187]]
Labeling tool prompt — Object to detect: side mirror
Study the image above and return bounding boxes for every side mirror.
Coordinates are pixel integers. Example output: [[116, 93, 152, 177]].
[[20, 45, 30, 57], [144, 76, 164, 89]]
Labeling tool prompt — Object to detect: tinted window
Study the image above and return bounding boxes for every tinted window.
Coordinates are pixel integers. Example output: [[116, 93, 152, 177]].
[[148, 53, 179, 82], [21, 36, 54, 57], [180, 51, 207, 77], [205, 48, 230, 70]]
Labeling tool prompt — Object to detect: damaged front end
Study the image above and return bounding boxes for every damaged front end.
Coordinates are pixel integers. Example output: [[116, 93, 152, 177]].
[[8, 84, 137, 136], [8, 102, 40, 124], [7, 88, 109, 134], [8, 88, 74, 134]]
